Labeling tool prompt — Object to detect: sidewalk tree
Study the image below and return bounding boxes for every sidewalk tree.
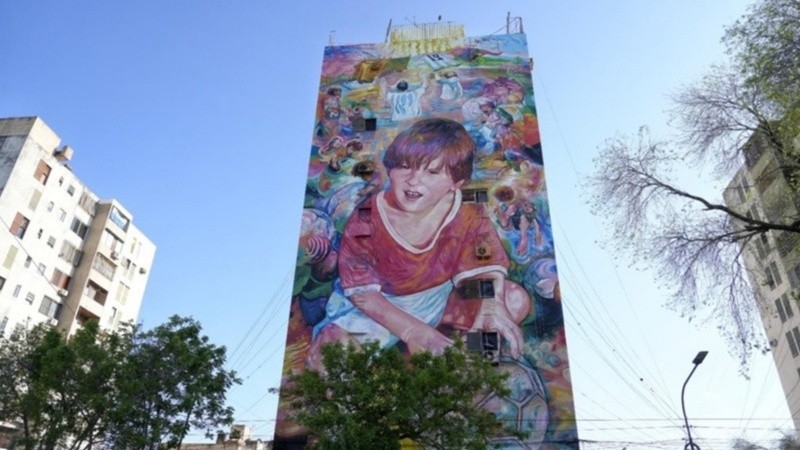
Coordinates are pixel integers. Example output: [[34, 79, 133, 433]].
[[587, 0, 800, 369], [278, 340, 518, 450], [106, 315, 240, 450]]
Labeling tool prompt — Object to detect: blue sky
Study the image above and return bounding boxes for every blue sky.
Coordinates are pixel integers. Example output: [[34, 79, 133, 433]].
[[1, 1, 792, 448]]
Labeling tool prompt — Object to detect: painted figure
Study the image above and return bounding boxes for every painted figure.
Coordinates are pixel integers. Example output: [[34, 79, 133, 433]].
[[380, 75, 429, 121], [307, 118, 531, 369], [323, 87, 342, 119], [434, 70, 463, 101]]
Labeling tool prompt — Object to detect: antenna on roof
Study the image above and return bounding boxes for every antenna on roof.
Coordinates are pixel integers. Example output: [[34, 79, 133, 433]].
[[385, 19, 392, 42], [328, 30, 336, 46]]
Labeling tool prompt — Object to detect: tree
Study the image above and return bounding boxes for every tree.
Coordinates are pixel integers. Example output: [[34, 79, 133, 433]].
[[586, 0, 800, 369], [277, 340, 519, 450], [0, 316, 238, 450], [0, 322, 130, 450], [106, 315, 240, 450], [733, 433, 800, 450]]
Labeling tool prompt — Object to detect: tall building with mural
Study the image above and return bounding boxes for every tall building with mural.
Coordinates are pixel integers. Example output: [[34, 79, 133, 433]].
[[0, 117, 156, 338], [275, 21, 578, 448]]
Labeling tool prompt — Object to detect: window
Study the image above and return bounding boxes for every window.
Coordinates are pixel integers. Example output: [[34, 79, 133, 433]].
[[107, 307, 119, 326], [78, 191, 97, 215], [735, 182, 746, 203], [34, 159, 51, 185], [51, 268, 72, 290], [462, 188, 489, 203], [38, 296, 61, 320], [3, 246, 17, 269], [0, 276, 5, 291], [58, 209, 67, 222], [116, 282, 130, 305], [10, 212, 30, 239], [24, 256, 32, 268], [109, 207, 130, 231], [47, 201, 54, 212], [84, 280, 108, 305], [776, 294, 794, 323], [37, 263, 46, 275], [25, 292, 35, 304], [47, 236, 56, 248], [12, 285, 21, 298], [0, 316, 7, 335], [101, 229, 124, 253], [765, 262, 783, 290], [66, 184, 75, 196], [92, 254, 116, 280], [28, 190, 42, 211], [70, 218, 89, 239], [59, 241, 84, 267]]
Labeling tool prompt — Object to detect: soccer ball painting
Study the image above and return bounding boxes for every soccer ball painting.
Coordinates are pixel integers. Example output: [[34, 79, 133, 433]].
[[478, 356, 549, 449]]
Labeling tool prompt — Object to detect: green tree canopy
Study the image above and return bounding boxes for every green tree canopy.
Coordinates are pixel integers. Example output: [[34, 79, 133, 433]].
[[278, 340, 520, 450]]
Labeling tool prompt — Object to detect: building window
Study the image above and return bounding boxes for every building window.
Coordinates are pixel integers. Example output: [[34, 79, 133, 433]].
[[92, 254, 116, 280], [116, 282, 130, 305], [101, 229, 124, 253], [37, 263, 46, 275], [47, 236, 56, 248], [59, 241, 84, 267], [0, 276, 5, 291], [24, 256, 32, 268], [12, 284, 21, 298], [84, 280, 108, 305], [109, 207, 130, 231], [10, 212, 30, 239], [25, 292, 35, 304], [107, 306, 119, 326], [765, 262, 783, 290], [789, 327, 800, 358], [47, 201, 54, 212], [3, 246, 17, 269], [51, 268, 72, 290], [58, 209, 67, 222], [0, 316, 7, 335], [34, 159, 51, 185], [776, 294, 795, 323], [38, 296, 61, 320], [70, 218, 89, 239], [28, 190, 42, 211], [66, 184, 75, 196], [78, 191, 97, 215]]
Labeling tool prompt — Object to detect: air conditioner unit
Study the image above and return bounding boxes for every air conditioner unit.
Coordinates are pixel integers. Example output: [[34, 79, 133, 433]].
[[57, 288, 69, 297], [139, 267, 147, 274], [110, 251, 120, 260]]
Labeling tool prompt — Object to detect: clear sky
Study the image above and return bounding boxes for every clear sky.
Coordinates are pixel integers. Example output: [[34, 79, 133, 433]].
[[1, 1, 792, 448]]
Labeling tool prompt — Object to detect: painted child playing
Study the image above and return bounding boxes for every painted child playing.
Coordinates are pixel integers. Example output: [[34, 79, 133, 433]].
[[308, 118, 530, 368]]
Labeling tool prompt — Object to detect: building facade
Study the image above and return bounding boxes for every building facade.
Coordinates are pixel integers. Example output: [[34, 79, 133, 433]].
[[724, 131, 800, 431], [0, 117, 155, 338], [274, 21, 578, 448]]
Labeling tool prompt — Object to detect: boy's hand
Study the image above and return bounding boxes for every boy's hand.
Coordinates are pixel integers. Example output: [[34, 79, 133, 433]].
[[402, 324, 453, 355], [471, 300, 523, 359]]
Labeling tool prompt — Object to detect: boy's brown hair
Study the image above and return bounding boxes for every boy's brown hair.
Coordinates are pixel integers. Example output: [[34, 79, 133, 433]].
[[382, 118, 474, 183]]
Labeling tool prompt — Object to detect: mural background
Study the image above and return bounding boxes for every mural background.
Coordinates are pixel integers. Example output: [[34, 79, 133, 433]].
[[276, 30, 578, 448]]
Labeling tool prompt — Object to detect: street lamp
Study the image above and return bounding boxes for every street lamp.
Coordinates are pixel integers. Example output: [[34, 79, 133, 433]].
[[681, 351, 708, 450]]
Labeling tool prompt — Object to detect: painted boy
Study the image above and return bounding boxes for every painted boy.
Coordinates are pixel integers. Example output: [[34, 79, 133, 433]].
[[308, 118, 530, 368]]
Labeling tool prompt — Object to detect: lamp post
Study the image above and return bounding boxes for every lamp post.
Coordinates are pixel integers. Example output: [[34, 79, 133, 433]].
[[681, 351, 708, 450]]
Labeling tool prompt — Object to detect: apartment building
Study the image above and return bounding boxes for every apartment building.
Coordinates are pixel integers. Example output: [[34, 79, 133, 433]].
[[724, 130, 800, 431], [0, 117, 155, 337]]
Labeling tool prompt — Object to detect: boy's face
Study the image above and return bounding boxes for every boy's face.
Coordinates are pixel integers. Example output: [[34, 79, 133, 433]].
[[388, 157, 464, 214]]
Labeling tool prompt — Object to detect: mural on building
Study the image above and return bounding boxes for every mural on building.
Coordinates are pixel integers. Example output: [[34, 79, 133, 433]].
[[276, 25, 578, 448]]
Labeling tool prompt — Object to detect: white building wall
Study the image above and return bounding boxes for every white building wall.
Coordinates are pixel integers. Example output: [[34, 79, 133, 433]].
[[0, 117, 155, 338]]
